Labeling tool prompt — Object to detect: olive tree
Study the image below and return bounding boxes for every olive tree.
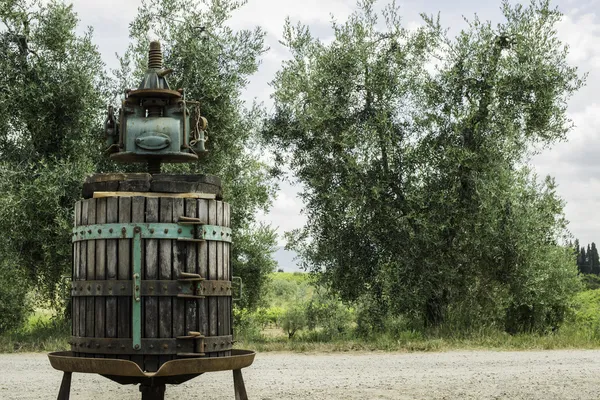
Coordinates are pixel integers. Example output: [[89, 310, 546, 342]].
[[264, 0, 584, 332]]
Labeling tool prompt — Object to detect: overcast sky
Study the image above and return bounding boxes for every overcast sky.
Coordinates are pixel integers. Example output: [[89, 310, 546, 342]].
[[69, 0, 600, 247]]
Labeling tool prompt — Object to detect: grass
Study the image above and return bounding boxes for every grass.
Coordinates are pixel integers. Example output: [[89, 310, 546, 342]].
[[234, 325, 600, 353], [235, 333, 600, 353], [0, 309, 70, 353]]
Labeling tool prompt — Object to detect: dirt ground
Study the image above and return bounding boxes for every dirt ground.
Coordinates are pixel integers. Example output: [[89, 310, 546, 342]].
[[1, 350, 600, 399]]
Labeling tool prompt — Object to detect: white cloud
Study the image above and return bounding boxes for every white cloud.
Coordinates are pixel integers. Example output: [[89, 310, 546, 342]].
[[228, 0, 354, 37]]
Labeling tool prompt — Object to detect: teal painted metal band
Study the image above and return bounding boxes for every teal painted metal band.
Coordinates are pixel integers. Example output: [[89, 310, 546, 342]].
[[132, 229, 142, 351], [71, 223, 232, 243]]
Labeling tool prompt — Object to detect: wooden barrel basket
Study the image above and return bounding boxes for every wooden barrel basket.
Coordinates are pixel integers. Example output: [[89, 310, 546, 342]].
[[70, 173, 233, 372]]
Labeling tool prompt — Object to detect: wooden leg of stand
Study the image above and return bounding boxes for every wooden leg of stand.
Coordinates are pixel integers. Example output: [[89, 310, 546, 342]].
[[57, 372, 72, 400], [140, 383, 166, 400], [233, 369, 248, 400]]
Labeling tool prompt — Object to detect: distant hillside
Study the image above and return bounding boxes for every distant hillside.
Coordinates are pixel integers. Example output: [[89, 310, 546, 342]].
[[272, 246, 302, 272]]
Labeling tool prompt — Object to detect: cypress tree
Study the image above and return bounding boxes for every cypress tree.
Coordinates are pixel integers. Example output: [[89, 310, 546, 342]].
[[592, 243, 600, 275], [580, 246, 588, 274]]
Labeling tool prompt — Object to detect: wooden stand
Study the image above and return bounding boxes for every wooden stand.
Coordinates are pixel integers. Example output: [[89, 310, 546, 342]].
[[55, 369, 248, 400], [48, 350, 255, 400]]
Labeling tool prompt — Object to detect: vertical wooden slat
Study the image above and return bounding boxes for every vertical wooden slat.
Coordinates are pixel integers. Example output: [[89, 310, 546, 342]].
[[216, 201, 224, 357], [95, 198, 106, 342], [185, 199, 198, 336], [79, 200, 88, 342], [95, 198, 106, 359], [84, 199, 96, 360], [208, 200, 217, 357], [118, 197, 131, 360], [106, 197, 118, 340], [73, 201, 81, 356], [144, 197, 159, 372], [198, 200, 209, 347], [224, 202, 231, 356], [86, 199, 96, 342], [173, 199, 185, 340], [131, 196, 145, 369], [159, 198, 173, 365]]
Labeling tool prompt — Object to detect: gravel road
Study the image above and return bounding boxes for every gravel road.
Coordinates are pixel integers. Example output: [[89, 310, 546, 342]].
[[1, 350, 600, 399]]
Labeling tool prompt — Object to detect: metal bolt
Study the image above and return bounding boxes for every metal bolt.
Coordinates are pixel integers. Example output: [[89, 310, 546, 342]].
[[149, 286, 154, 291], [134, 344, 140, 350], [177, 344, 181, 348], [177, 228, 182, 234], [164, 229, 169, 234], [97, 285, 101, 291], [109, 228, 113, 233], [221, 286, 224, 291], [122, 227, 127, 234], [98, 229, 102, 234], [213, 343, 217, 348], [108, 344, 112, 349], [163, 285, 168, 292], [108, 286, 112, 291], [163, 344, 169, 350], [150, 344, 154, 349], [88, 230, 92, 234], [121, 285, 125, 291], [150, 228, 155, 234], [177, 286, 182, 291], [134, 227, 141, 233], [96, 344, 100, 348], [121, 345, 125, 349], [213, 230, 216, 235], [87, 285, 91, 291], [221, 342, 224, 347]]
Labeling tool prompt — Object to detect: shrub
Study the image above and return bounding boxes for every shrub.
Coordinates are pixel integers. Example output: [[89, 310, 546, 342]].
[[281, 305, 307, 339], [0, 261, 31, 334], [570, 289, 600, 338]]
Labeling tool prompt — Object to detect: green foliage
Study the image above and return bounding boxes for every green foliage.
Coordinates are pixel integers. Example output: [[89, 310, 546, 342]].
[[305, 288, 353, 336], [0, 0, 106, 307], [0, 261, 31, 334], [281, 305, 307, 339], [264, 0, 584, 333], [581, 274, 600, 291], [570, 290, 600, 338]]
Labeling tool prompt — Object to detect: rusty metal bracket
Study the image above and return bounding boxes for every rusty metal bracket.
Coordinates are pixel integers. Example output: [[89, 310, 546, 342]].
[[232, 276, 243, 301], [176, 331, 206, 357]]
